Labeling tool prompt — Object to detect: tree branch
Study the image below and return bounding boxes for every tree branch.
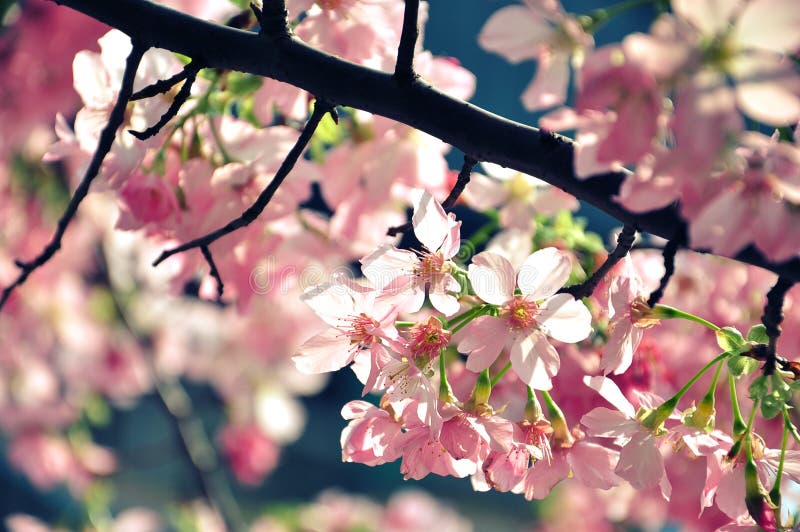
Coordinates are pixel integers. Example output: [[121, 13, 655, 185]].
[[152, 99, 336, 267], [560, 224, 637, 300], [760, 277, 794, 376], [647, 229, 685, 307], [387, 154, 478, 236], [130, 61, 202, 140], [130, 61, 196, 101], [0, 41, 147, 312], [41, 0, 800, 282], [394, 0, 420, 83], [200, 245, 225, 303]]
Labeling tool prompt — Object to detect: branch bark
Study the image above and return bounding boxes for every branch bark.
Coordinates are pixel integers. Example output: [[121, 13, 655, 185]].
[[46, 0, 800, 282]]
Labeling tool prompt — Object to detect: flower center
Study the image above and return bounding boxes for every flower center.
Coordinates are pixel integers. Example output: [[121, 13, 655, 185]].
[[503, 295, 539, 331], [408, 316, 451, 360], [414, 250, 447, 284], [345, 313, 379, 346]]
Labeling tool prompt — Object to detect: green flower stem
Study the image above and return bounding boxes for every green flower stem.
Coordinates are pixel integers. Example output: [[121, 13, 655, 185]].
[[467, 213, 500, 250], [581, 0, 658, 32], [490, 361, 512, 386], [525, 386, 543, 421], [439, 347, 454, 402], [655, 352, 729, 421], [653, 304, 721, 332], [395, 321, 415, 328], [730, 374, 747, 438], [541, 389, 573, 443], [782, 407, 800, 446], [208, 115, 233, 164], [451, 305, 494, 334], [769, 420, 789, 507]]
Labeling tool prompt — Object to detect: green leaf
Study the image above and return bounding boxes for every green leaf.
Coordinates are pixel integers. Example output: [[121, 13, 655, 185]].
[[761, 392, 783, 419], [749, 375, 768, 401], [727, 352, 758, 377], [716, 326, 747, 353], [747, 324, 769, 344], [226, 72, 263, 97]]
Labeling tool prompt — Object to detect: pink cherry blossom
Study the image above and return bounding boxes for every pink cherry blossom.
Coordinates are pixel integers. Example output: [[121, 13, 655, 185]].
[[458, 248, 592, 390], [293, 277, 402, 389], [479, 0, 593, 111], [361, 189, 462, 316], [340, 400, 403, 467], [219, 423, 280, 486], [580, 376, 672, 500]]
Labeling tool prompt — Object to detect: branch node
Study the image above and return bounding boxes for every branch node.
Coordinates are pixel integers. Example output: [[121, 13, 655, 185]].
[[761, 276, 794, 375], [387, 154, 478, 237], [258, 0, 291, 40], [394, 0, 421, 84], [200, 245, 225, 304], [152, 98, 334, 268], [560, 223, 638, 300], [129, 61, 202, 141], [647, 228, 686, 307]]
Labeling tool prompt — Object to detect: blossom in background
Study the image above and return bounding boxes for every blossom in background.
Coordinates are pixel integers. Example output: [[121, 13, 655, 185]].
[[458, 248, 592, 390], [479, 0, 593, 111]]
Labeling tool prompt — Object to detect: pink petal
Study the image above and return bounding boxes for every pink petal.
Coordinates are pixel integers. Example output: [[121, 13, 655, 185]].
[[615, 431, 664, 490], [600, 320, 643, 375], [732, 0, 800, 54], [524, 452, 571, 499], [509, 330, 560, 390], [567, 441, 622, 490], [468, 252, 516, 305], [580, 407, 640, 438], [672, 0, 740, 36], [536, 293, 592, 343], [411, 189, 449, 252], [360, 244, 416, 289], [429, 290, 460, 317], [521, 50, 570, 111], [293, 331, 353, 374], [478, 6, 554, 64], [459, 316, 508, 371], [583, 376, 636, 418], [517, 247, 572, 299]]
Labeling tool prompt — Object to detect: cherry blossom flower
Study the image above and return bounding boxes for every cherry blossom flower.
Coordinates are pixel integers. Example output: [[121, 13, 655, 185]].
[[458, 248, 591, 390], [601, 256, 659, 376], [361, 189, 462, 316], [479, 0, 593, 111], [580, 376, 672, 500], [464, 162, 578, 232], [292, 276, 402, 393], [340, 399, 403, 467], [219, 423, 280, 486]]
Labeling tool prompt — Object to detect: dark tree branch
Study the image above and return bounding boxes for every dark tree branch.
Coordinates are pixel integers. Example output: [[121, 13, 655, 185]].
[[394, 0, 420, 83], [387, 154, 478, 236], [34, 0, 800, 283], [200, 245, 225, 303], [0, 42, 147, 312], [760, 276, 795, 375], [257, 0, 290, 39], [152, 99, 335, 267], [130, 61, 197, 101], [560, 224, 637, 300], [129, 61, 201, 140], [647, 229, 685, 307]]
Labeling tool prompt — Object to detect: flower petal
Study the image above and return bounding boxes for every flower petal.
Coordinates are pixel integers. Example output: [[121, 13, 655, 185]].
[[458, 316, 508, 371], [468, 252, 516, 305], [509, 330, 560, 390], [517, 247, 572, 299], [536, 293, 592, 343], [411, 189, 449, 252], [293, 331, 353, 374]]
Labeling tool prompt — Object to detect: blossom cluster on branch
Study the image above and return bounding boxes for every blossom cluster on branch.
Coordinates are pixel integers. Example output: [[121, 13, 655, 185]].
[[1, 0, 800, 530]]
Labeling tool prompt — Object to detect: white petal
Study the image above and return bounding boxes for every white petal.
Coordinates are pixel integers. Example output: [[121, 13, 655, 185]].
[[468, 252, 516, 305], [536, 293, 592, 343], [509, 331, 560, 390], [517, 247, 572, 299], [583, 376, 636, 418], [411, 189, 449, 252]]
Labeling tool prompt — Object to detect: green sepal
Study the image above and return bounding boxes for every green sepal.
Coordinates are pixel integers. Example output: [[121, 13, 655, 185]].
[[727, 351, 759, 378], [747, 324, 769, 344], [716, 326, 747, 354]]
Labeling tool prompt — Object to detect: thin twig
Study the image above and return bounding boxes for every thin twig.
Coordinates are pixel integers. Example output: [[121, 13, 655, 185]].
[[152, 99, 336, 267], [130, 61, 202, 140], [130, 63, 196, 101], [560, 224, 637, 299], [760, 276, 795, 375], [200, 245, 225, 303], [387, 155, 477, 237], [0, 42, 147, 313], [647, 228, 686, 307], [394, 0, 420, 83]]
